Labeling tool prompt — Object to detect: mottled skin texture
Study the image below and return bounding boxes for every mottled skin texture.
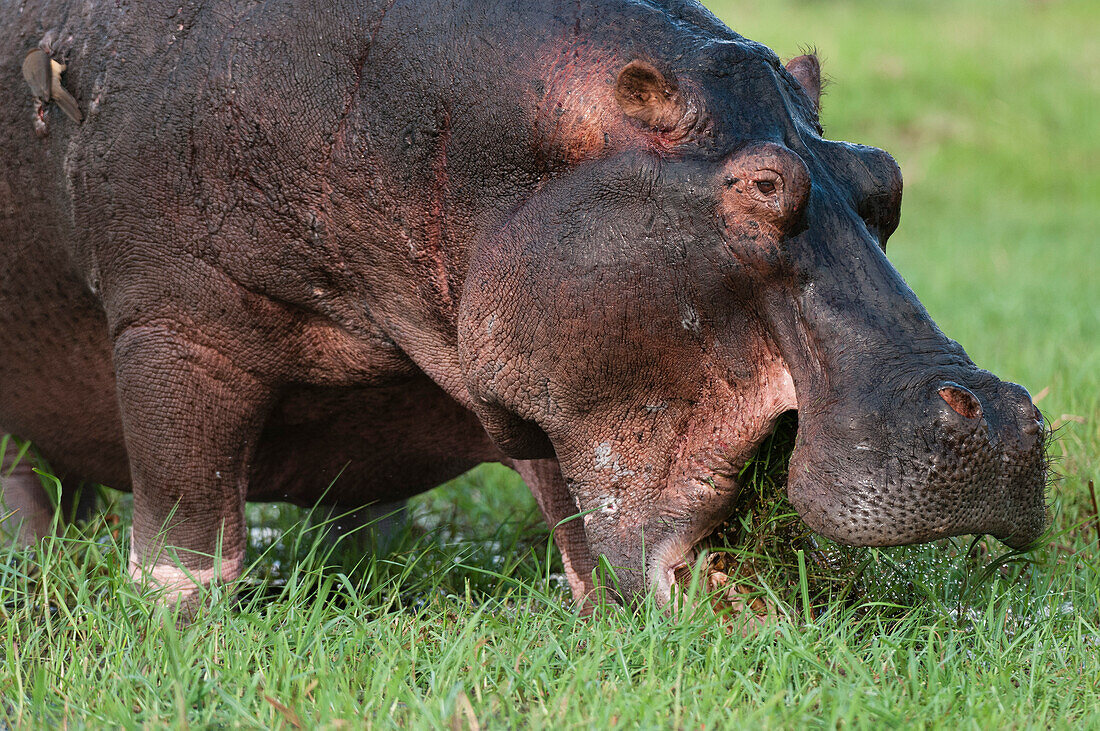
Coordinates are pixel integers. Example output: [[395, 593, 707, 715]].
[[0, 0, 1046, 608]]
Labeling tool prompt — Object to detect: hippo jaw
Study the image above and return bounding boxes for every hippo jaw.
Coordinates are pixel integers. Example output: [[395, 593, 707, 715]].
[[648, 368, 1049, 605], [649, 373, 1048, 605]]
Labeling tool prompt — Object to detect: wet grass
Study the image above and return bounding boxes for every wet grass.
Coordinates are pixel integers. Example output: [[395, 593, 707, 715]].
[[2, 0, 1098, 727]]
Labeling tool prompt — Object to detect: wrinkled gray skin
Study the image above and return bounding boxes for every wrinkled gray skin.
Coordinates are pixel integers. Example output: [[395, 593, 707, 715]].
[[0, 0, 1046, 609]]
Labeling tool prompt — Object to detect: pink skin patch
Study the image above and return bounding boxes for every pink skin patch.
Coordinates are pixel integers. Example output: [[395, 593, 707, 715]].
[[128, 547, 244, 606]]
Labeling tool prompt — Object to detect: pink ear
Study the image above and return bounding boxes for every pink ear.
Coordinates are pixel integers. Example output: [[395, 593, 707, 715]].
[[785, 54, 821, 110], [614, 59, 687, 131]]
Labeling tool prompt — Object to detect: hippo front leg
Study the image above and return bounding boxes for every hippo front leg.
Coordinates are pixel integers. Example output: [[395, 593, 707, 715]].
[[508, 458, 598, 609], [113, 324, 274, 608]]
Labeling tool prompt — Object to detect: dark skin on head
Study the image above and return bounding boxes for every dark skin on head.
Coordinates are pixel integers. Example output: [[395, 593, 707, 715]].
[[0, 0, 1046, 612]]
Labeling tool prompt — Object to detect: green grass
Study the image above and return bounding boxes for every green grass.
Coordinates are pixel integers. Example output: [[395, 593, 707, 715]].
[[2, 0, 1098, 727]]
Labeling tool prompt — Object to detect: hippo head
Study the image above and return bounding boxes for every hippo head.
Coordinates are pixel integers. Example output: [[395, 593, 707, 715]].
[[459, 37, 1047, 602]]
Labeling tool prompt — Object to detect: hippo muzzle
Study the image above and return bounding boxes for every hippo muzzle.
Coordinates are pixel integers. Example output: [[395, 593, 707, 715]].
[[786, 371, 1049, 550]]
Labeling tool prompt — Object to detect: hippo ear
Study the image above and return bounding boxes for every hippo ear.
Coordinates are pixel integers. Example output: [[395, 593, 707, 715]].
[[785, 53, 821, 110], [614, 59, 687, 131]]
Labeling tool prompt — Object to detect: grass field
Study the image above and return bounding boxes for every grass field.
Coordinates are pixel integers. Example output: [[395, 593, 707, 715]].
[[2, 0, 1098, 727]]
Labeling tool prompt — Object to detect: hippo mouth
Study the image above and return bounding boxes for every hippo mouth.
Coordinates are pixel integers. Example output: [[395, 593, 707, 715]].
[[651, 412, 800, 606], [655, 405, 1049, 607]]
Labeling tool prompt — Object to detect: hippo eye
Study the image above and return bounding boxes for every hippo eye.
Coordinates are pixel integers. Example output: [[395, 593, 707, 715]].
[[755, 180, 776, 195]]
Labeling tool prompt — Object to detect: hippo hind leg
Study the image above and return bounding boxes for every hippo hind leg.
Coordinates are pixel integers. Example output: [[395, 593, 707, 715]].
[[1, 435, 97, 545], [0, 438, 54, 544]]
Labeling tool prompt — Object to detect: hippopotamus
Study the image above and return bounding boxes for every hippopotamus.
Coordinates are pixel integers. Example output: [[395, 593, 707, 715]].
[[0, 0, 1047, 608]]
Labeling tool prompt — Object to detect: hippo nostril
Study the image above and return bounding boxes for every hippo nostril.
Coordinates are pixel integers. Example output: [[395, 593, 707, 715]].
[[939, 384, 982, 420]]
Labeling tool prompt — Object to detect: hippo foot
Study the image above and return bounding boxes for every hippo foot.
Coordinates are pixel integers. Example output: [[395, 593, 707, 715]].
[[128, 546, 244, 621], [1, 437, 97, 545]]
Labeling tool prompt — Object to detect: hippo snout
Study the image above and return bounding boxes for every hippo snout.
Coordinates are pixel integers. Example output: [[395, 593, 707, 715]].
[[785, 371, 1049, 551]]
